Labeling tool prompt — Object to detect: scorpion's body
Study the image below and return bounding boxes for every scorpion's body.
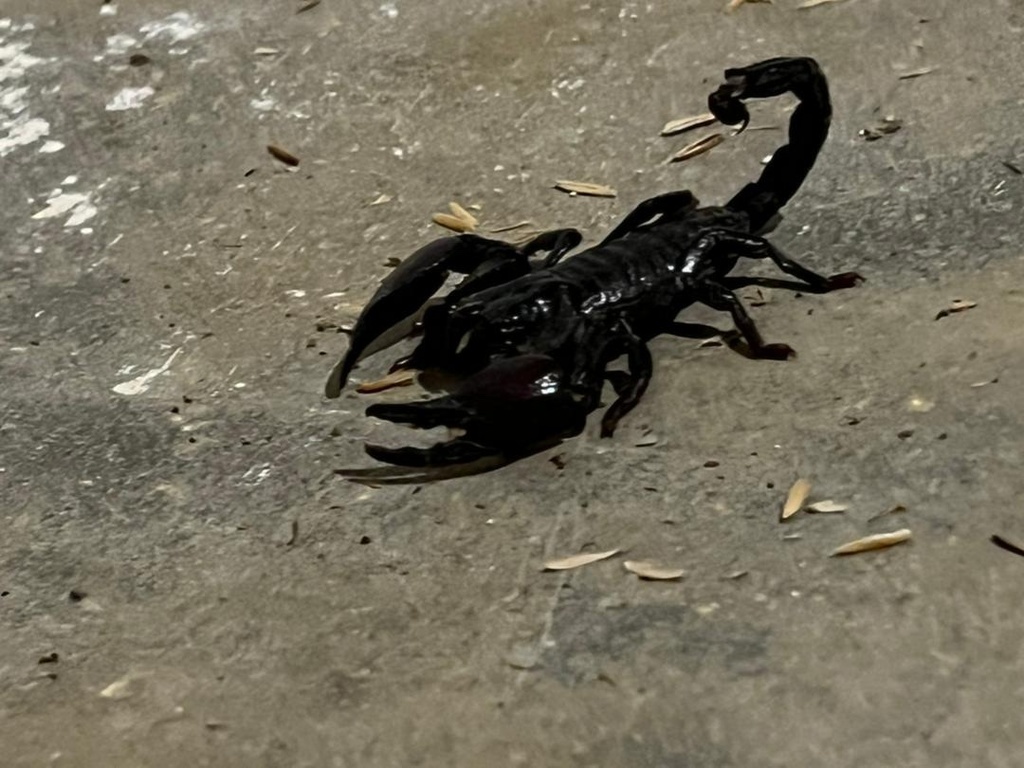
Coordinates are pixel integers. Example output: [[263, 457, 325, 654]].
[[462, 207, 752, 347], [328, 57, 863, 482]]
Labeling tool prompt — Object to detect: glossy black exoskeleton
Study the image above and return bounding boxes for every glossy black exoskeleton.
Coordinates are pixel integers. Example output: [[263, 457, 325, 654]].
[[327, 57, 862, 483]]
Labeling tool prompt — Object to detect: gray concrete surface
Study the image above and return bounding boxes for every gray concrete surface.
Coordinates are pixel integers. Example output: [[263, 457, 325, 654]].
[[2, 0, 1023, 765]]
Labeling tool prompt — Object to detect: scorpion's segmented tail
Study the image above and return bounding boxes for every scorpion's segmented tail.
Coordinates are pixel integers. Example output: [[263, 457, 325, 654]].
[[709, 57, 832, 234]]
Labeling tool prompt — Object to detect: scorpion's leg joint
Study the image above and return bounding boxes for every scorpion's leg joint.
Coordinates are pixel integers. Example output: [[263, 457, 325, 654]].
[[700, 282, 795, 361]]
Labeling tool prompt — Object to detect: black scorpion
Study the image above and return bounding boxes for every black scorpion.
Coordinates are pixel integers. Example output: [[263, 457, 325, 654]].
[[327, 57, 862, 483]]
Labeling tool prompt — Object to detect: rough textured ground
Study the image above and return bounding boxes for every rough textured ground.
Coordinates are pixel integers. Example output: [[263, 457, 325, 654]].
[[2, 1, 1023, 766]]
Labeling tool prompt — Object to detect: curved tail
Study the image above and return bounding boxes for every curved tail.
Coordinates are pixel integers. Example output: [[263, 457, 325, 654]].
[[708, 57, 832, 233]]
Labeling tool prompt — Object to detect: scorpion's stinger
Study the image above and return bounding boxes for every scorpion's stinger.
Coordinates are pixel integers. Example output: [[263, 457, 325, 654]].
[[709, 56, 832, 233]]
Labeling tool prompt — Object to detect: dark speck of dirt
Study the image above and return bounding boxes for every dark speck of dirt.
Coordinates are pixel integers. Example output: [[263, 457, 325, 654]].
[[897, 429, 915, 439], [38, 653, 59, 665], [703, 459, 720, 468], [359, 535, 372, 545], [69, 589, 87, 602]]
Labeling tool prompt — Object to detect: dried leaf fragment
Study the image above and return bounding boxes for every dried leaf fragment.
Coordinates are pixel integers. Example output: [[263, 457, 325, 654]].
[[624, 560, 685, 580], [660, 112, 716, 137], [782, 478, 811, 520], [725, 0, 772, 11], [267, 144, 300, 167], [860, 117, 902, 141], [356, 369, 416, 393], [486, 220, 532, 234], [543, 549, 620, 571], [806, 500, 848, 513], [99, 677, 133, 699], [448, 201, 479, 228], [431, 213, 475, 233], [554, 180, 617, 198], [935, 299, 977, 320], [669, 133, 724, 163], [898, 66, 936, 80], [831, 528, 912, 556]]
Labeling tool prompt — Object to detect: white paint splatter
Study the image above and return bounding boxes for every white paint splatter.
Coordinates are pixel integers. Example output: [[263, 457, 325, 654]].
[[112, 348, 182, 395], [250, 93, 277, 112], [1, 34, 50, 157], [242, 463, 272, 485], [106, 85, 154, 111], [38, 139, 63, 153], [285, 289, 306, 298], [32, 192, 89, 220], [65, 202, 98, 227], [104, 34, 138, 56], [61, 174, 78, 185], [379, 2, 399, 19], [140, 11, 205, 44], [100, 3, 118, 16]]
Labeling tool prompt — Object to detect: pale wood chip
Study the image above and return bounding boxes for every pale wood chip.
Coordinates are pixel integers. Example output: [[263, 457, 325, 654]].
[[806, 500, 848, 513], [860, 117, 902, 141], [267, 144, 300, 167], [782, 478, 811, 520], [543, 549, 620, 571], [553, 180, 617, 198], [355, 369, 417, 393], [254, 47, 281, 56], [797, 0, 844, 7], [431, 212, 475, 233], [831, 528, 912, 556], [935, 299, 977, 320], [369, 193, 392, 206], [624, 560, 685, 580], [660, 112, 717, 137], [725, 0, 771, 11], [970, 377, 998, 388], [448, 202, 479, 228], [898, 66, 936, 80], [486, 220, 532, 234], [669, 133, 725, 163]]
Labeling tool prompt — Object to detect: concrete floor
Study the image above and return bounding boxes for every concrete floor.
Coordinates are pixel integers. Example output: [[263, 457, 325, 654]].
[[2, 0, 1023, 765]]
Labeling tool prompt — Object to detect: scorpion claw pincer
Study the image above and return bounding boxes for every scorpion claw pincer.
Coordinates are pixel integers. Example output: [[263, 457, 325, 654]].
[[359, 355, 588, 469], [329, 56, 862, 481]]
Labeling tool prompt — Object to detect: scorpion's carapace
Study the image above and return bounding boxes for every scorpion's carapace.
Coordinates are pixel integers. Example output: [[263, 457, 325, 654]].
[[328, 57, 863, 483]]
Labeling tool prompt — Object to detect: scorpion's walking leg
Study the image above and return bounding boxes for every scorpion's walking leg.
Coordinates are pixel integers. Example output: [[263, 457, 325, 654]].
[[569, 323, 654, 437], [598, 329, 653, 438], [700, 230, 864, 292], [709, 57, 831, 233], [699, 282, 795, 361], [598, 191, 700, 246]]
